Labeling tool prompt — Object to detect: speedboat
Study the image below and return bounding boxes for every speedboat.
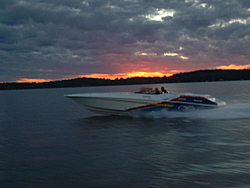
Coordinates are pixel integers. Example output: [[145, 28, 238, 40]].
[[65, 88, 226, 116]]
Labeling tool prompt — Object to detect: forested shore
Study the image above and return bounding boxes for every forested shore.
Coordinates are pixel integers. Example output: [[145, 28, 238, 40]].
[[1, 69, 250, 90]]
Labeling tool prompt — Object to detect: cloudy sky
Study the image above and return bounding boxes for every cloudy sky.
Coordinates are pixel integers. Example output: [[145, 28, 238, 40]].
[[1, 0, 250, 82]]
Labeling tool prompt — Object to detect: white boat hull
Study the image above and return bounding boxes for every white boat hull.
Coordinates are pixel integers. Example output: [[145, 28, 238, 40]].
[[65, 90, 226, 116]]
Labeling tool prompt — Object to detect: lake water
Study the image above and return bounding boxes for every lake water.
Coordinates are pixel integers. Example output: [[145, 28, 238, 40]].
[[1, 81, 250, 188]]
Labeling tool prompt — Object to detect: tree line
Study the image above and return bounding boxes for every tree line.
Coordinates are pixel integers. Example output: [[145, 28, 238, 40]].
[[1, 69, 250, 90]]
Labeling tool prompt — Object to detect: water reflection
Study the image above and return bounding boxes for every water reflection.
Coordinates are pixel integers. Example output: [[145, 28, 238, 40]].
[[73, 114, 196, 129]]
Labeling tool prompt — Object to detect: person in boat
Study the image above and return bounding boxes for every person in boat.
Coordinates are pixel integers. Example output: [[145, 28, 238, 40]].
[[154, 88, 160, 94], [161, 87, 167, 93]]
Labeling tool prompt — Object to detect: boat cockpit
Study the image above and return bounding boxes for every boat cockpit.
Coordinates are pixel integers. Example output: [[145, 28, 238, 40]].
[[133, 88, 160, 94]]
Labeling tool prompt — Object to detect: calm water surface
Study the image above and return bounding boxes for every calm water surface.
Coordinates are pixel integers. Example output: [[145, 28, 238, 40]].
[[1, 81, 250, 188]]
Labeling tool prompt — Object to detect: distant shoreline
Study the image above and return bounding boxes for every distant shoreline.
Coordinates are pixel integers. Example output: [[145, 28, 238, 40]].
[[1, 69, 250, 90]]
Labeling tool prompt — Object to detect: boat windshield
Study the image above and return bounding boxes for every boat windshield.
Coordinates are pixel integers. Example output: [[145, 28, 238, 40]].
[[133, 88, 155, 94]]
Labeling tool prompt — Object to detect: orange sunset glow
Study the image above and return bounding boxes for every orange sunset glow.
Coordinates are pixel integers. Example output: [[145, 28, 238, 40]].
[[216, 64, 250, 70], [16, 78, 52, 83], [80, 71, 173, 80], [126, 71, 172, 77], [14, 72, 173, 83]]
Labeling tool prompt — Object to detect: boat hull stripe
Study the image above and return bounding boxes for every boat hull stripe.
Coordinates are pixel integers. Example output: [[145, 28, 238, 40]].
[[81, 97, 174, 108]]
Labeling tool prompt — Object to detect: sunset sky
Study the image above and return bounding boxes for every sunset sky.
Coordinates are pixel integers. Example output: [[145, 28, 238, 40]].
[[1, 0, 250, 83]]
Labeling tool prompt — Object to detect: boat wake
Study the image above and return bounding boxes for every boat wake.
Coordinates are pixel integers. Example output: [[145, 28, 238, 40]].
[[130, 103, 250, 120]]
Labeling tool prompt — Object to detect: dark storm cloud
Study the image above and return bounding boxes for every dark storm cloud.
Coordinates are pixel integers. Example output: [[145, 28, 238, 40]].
[[1, 0, 250, 82]]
